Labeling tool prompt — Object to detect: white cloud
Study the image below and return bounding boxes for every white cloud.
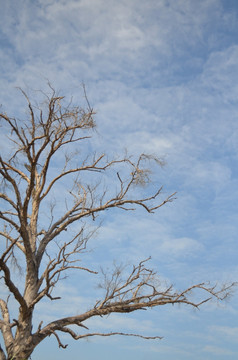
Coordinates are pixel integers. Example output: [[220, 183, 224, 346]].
[[203, 344, 234, 356], [209, 325, 238, 341], [93, 210, 204, 267], [200, 45, 238, 102], [159, 236, 203, 256], [86, 313, 158, 334], [183, 161, 232, 192]]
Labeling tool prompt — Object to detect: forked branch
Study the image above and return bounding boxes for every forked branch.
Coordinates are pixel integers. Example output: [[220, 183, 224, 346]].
[[33, 259, 236, 349]]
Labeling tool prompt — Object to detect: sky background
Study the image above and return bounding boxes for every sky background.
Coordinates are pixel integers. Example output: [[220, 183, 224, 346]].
[[0, 0, 238, 359]]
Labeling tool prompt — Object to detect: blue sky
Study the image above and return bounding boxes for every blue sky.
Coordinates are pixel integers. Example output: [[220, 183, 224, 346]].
[[0, 0, 238, 359]]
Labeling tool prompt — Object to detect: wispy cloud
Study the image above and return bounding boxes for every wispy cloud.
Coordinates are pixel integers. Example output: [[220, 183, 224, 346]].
[[203, 344, 234, 356], [209, 325, 238, 342], [1, 0, 238, 359]]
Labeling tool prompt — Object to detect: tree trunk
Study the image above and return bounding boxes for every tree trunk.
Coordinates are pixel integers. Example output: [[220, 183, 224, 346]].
[[8, 308, 35, 360], [8, 337, 34, 360], [0, 345, 6, 360]]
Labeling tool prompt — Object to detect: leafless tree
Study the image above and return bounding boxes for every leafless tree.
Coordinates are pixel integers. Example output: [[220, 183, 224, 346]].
[[0, 86, 235, 360]]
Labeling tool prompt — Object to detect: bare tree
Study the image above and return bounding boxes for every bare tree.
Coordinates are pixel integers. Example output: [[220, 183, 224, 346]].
[[0, 86, 235, 360]]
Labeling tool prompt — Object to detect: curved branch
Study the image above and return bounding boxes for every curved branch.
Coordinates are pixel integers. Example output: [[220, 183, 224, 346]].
[[39, 154, 105, 201], [0, 259, 27, 311], [64, 330, 163, 341], [0, 157, 23, 216], [0, 213, 20, 233], [0, 193, 18, 211], [48, 327, 163, 349], [1, 161, 30, 184], [0, 232, 25, 253], [0, 114, 26, 149]]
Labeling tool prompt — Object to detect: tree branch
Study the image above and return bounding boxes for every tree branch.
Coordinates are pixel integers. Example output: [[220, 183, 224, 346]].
[[33, 259, 236, 348], [0, 298, 14, 350], [0, 258, 28, 311]]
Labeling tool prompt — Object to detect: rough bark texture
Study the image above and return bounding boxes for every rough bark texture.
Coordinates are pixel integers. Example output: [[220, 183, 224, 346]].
[[0, 86, 236, 359]]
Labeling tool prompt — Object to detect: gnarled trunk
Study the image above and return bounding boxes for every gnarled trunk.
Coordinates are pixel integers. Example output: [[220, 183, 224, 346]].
[[0, 345, 6, 360], [7, 307, 35, 360]]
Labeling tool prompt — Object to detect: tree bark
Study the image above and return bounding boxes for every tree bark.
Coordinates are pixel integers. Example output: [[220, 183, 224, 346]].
[[0, 345, 6, 360]]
